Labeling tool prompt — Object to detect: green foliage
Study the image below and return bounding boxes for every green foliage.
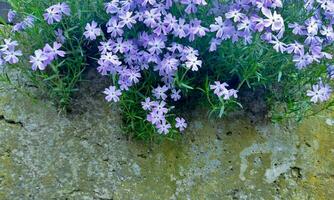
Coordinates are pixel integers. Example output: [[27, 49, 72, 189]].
[[2, 0, 107, 108]]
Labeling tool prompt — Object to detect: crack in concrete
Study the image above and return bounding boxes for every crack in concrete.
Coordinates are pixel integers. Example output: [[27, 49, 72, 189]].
[[0, 115, 24, 128]]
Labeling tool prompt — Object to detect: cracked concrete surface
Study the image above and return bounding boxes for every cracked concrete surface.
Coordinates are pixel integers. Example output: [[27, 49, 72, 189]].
[[0, 72, 333, 199]]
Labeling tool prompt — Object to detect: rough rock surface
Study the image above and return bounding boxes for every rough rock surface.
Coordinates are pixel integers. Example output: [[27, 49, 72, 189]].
[[0, 76, 333, 200]]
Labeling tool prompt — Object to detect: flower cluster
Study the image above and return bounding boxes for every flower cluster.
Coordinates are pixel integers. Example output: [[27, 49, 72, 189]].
[[29, 42, 66, 71], [2, 0, 333, 138], [141, 97, 187, 134], [307, 80, 332, 103], [210, 81, 238, 100], [43, 2, 71, 24], [94, 0, 213, 134], [0, 39, 22, 64], [7, 9, 35, 32]]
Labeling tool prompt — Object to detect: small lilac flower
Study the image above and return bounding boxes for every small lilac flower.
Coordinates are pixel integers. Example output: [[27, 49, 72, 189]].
[[84, 21, 101, 40], [210, 81, 229, 97], [270, 37, 286, 53], [55, 29, 66, 44], [142, 97, 154, 111], [327, 65, 334, 79], [225, 9, 245, 22], [307, 82, 332, 103], [185, 54, 202, 71], [0, 39, 18, 51], [171, 89, 181, 101], [152, 101, 168, 114], [153, 85, 169, 100], [261, 7, 284, 32], [7, 10, 16, 23], [43, 42, 66, 60], [99, 40, 113, 54], [156, 121, 171, 135], [119, 11, 137, 29], [3, 49, 22, 64], [147, 110, 165, 125], [293, 52, 313, 69], [175, 117, 187, 132], [56, 2, 71, 16], [43, 6, 62, 24], [29, 49, 48, 71], [103, 86, 122, 102], [107, 18, 124, 37]]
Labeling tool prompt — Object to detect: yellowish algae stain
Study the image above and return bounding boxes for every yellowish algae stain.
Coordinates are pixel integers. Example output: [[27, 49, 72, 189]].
[[113, 109, 334, 199], [284, 111, 334, 199]]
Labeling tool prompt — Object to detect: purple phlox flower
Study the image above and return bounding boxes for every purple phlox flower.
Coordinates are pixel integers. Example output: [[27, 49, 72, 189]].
[[147, 110, 165, 125], [159, 56, 179, 74], [163, 13, 177, 32], [107, 18, 124, 37], [7, 9, 16, 23], [152, 101, 168, 114], [288, 22, 305, 35], [175, 117, 187, 132], [156, 120, 171, 135], [112, 37, 128, 54], [210, 81, 229, 97], [105, 1, 119, 14], [307, 81, 332, 103], [304, 34, 323, 45], [261, 7, 284, 32], [119, 11, 137, 29], [320, 25, 334, 41], [84, 21, 101, 40], [173, 18, 189, 38], [142, 97, 155, 111], [43, 5, 62, 24], [142, 0, 157, 6], [225, 9, 245, 22], [153, 85, 169, 100], [99, 40, 113, 54], [181, 0, 198, 14], [209, 38, 222, 52], [209, 81, 238, 99], [22, 15, 35, 29], [181, 46, 199, 61], [306, 17, 320, 35], [185, 54, 202, 71], [148, 36, 166, 55], [327, 65, 334, 79], [127, 68, 141, 84], [171, 89, 181, 101], [293, 52, 313, 69], [43, 42, 66, 60], [251, 15, 266, 32], [3, 45, 22, 64], [55, 29, 66, 44], [56, 2, 71, 16], [286, 41, 304, 54], [269, 36, 286, 53], [101, 52, 122, 66], [12, 23, 24, 32], [210, 18, 234, 39], [144, 9, 161, 28], [168, 42, 184, 53], [29, 49, 48, 71], [1, 39, 18, 51], [228, 89, 238, 99], [188, 19, 208, 41], [237, 17, 254, 32], [103, 86, 122, 102], [97, 59, 112, 75]]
